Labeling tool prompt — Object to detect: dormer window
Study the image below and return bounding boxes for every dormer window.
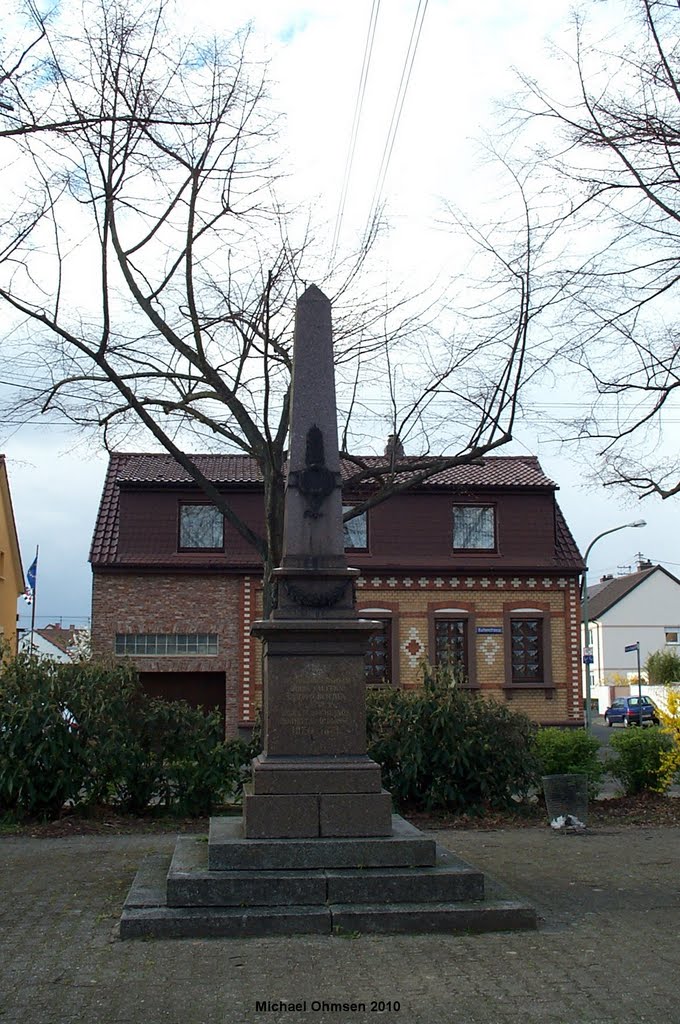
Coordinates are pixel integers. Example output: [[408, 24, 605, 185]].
[[343, 505, 368, 551], [179, 503, 224, 550], [452, 505, 495, 551]]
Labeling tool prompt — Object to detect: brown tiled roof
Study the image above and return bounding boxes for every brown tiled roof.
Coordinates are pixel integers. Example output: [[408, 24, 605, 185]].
[[585, 565, 680, 619], [105, 452, 557, 490], [36, 625, 79, 655], [555, 504, 582, 567], [90, 451, 577, 567], [108, 452, 264, 485], [383, 455, 557, 490]]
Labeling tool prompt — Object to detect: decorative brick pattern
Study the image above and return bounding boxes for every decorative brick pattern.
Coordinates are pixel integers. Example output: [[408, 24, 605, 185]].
[[479, 635, 500, 666], [351, 573, 581, 725], [402, 627, 425, 667], [241, 576, 253, 723], [355, 574, 577, 594]]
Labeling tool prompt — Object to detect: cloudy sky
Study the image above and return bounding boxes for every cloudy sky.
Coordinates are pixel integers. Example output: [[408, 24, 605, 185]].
[[5, 0, 679, 630]]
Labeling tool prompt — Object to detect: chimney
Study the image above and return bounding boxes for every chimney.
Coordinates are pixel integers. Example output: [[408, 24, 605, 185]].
[[635, 553, 652, 572], [384, 434, 404, 460], [600, 574, 614, 582]]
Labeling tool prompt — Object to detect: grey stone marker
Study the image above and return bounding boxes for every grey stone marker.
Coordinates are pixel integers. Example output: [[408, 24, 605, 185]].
[[118, 285, 537, 939], [244, 284, 391, 839]]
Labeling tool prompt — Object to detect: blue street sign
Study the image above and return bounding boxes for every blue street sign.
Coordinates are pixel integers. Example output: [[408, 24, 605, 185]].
[[583, 654, 594, 664], [624, 643, 639, 653]]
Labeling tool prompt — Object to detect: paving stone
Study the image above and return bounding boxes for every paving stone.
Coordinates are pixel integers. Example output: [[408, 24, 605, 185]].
[[2, 828, 680, 1023]]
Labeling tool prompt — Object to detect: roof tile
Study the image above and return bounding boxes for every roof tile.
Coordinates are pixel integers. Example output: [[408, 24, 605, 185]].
[[90, 452, 579, 567]]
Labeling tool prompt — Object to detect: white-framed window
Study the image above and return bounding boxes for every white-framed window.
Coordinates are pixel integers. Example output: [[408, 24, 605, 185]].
[[179, 503, 224, 550], [452, 505, 495, 550], [665, 628, 680, 645], [343, 505, 368, 550], [115, 633, 218, 656]]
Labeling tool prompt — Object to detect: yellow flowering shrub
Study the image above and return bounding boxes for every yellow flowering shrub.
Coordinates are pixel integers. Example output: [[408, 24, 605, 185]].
[[656, 687, 680, 792]]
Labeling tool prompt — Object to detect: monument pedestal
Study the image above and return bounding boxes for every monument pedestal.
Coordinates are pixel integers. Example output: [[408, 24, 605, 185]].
[[244, 617, 392, 839]]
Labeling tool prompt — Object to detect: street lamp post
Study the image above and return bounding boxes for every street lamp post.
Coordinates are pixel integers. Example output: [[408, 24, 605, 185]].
[[582, 520, 646, 730]]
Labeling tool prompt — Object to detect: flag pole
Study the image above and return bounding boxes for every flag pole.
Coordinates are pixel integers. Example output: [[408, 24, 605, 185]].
[[29, 545, 38, 654]]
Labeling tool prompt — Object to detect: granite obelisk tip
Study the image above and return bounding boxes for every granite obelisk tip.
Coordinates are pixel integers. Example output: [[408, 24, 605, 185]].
[[275, 283, 353, 611]]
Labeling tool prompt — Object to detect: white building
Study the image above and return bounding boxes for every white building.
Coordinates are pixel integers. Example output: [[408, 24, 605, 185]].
[[18, 624, 81, 662], [583, 562, 680, 712]]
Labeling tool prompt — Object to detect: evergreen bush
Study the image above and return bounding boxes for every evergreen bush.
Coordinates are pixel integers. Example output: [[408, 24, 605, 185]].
[[0, 652, 88, 817], [366, 665, 539, 813], [535, 727, 604, 798], [608, 727, 674, 795], [0, 653, 256, 819], [645, 650, 680, 685]]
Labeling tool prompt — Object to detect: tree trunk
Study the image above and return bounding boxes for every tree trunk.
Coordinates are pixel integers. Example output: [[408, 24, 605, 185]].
[[261, 459, 286, 618]]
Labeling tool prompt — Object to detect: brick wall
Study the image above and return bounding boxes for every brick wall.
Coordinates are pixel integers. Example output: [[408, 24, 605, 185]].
[[352, 571, 582, 725], [91, 572, 242, 735], [93, 568, 583, 733]]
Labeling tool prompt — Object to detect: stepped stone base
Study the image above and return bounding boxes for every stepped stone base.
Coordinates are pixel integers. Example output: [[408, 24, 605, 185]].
[[119, 815, 537, 939]]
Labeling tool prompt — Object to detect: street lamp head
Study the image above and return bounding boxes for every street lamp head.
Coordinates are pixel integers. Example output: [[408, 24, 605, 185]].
[[582, 516, 647, 730]]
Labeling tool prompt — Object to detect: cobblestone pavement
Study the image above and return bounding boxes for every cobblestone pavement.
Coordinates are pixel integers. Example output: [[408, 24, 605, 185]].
[[1, 826, 678, 1024]]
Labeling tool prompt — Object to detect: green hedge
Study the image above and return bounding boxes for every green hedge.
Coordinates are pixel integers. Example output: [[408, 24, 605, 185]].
[[608, 727, 674, 795], [0, 653, 256, 820], [0, 652, 89, 817], [535, 727, 604, 799], [366, 667, 539, 813], [645, 650, 680, 685]]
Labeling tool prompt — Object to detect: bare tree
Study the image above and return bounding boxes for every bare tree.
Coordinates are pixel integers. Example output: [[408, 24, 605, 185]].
[[0, 0, 532, 611], [508, 0, 680, 499]]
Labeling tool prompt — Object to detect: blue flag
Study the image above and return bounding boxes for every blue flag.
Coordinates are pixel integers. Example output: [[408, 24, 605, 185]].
[[24, 554, 37, 605]]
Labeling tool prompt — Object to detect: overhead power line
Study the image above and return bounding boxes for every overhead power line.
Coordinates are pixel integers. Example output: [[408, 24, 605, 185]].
[[329, 0, 382, 268], [363, 0, 429, 242]]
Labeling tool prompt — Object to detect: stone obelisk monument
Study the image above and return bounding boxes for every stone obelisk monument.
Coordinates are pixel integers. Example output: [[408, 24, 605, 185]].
[[118, 285, 537, 938], [244, 284, 392, 839]]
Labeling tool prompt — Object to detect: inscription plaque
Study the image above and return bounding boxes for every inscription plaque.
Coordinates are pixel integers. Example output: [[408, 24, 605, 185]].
[[265, 657, 365, 756]]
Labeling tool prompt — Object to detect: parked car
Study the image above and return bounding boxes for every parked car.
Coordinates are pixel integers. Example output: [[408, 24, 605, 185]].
[[604, 696, 660, 727]]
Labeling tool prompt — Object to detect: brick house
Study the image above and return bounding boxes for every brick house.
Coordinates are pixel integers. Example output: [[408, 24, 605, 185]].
[[90, 452, 585, 734]]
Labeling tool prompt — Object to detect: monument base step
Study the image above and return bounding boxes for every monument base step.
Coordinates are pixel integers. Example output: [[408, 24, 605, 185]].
[[208, 814, 436, 870], [120, 852, 536, 939], [167, 836, 484, 907]]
